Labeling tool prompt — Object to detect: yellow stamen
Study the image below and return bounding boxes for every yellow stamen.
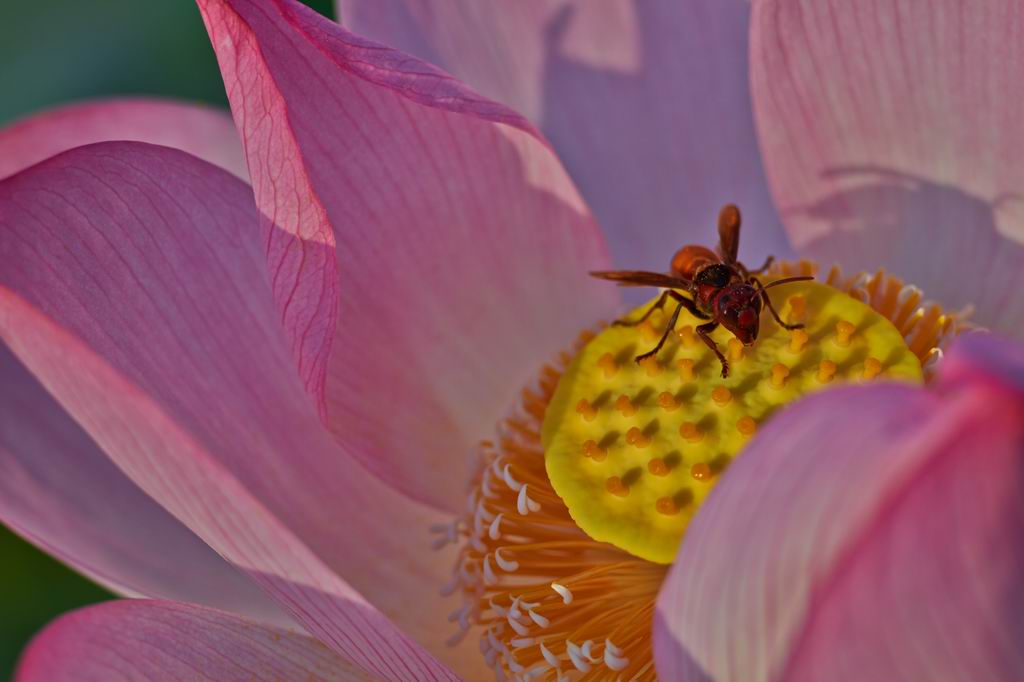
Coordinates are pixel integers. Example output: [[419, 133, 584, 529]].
[[575, 399, 596, 422], [676, 325, 696, 347], [614, 394, 636, 417], [737, 416, 757, 437], [647, 458, 670, 477], [606, 476, 630, 497], [625, 426, 652, 449], [863, 356, 883, 380], [789, 328, 809, 353], [596, 352, 618, 378], [638, 320, 659, 342], [770, 363, 790, 389], [657, 391, 680, 412], [679, 421, 703, 443], [581, 440, 607, 462], [727, 338, 744, 361], [690, 462, 713, 481], [817, 359, 837, 383], [711, 386, 732, 406], [640, 356, 663, 377], [834, 320, 856, 347]]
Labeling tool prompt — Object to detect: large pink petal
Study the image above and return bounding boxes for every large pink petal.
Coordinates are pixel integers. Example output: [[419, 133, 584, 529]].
[[339, 0, 793, 271], [0, 342, 287, 625], [0, 98, 247, 181], [0, 143, 461, 679], [199, 0, 619, 510], [17, 600, 369, 681], [654, 335, 1024, 681], [751, 0, 1024, 336]]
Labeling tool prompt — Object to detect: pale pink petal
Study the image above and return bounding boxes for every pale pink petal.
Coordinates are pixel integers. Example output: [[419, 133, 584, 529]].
[[0, 98, 248, 181], [199, 0, 619, 510], [752, 0, 1024, 335], [0, 342, 288, 625], [0, 143, 460, 679], [654, 335, 1024, 681], [340, 0, 792, 271], [16, 600, 370, 681]]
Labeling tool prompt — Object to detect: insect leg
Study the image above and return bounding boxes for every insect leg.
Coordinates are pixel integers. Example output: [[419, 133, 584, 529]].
[[696, 321, 729, 378], [635, 301, 683, 363], [634, 292, 704, 363], [612, 290, 670, 327], [751, 276, 804, 331], [749, 256, 775, 275]]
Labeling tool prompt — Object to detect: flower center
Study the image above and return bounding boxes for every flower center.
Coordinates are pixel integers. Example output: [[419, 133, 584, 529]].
[[438, 262, 965, 681], [544, 279, 921, 564]]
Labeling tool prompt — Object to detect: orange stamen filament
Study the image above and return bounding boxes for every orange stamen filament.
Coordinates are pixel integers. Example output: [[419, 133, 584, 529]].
[[438, 333, 664, 681]]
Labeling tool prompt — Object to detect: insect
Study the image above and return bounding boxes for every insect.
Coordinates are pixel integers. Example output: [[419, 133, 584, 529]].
[[590, 204, 813, 378]]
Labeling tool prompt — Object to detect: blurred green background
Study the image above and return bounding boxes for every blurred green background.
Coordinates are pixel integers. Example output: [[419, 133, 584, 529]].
[[0, 1, 334, 677]]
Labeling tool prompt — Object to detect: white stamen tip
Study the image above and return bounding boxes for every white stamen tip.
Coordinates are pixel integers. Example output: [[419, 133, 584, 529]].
[[510, 637, 534, 649], [540, 643, 561, 668], [507, 613, 531, 636], [566, 641, 592, 673], [494, 547, 520, 572], [488, 513, 504, 540], [488, 597, 508, 617], [503, 464, 523, 491], [551, 583, 573, 604], [516, 484, 531, 515], [528, 610, 550, 628], [483, 556, 498, 586], [604, 639, 629, 670], [897, 285, 922, 304], [525, 665, 548, 680]]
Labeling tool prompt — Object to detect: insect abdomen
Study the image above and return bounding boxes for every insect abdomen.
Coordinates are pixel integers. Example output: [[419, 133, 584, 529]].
[[670, 245, 718, 280]]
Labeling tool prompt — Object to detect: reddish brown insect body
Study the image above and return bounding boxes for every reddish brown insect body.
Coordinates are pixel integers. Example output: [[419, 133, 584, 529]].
[[590, 204, 812, 378]]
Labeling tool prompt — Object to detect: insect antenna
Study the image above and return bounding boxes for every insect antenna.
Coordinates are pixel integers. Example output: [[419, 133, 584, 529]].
[[753, 275, 814, 294]]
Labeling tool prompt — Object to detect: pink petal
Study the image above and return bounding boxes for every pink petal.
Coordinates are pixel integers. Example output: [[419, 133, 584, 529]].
[[199, 0, 619, 510], [751, 0, 1024, 336], [0, 143, 460, 679], [340, 0, 793, 271], [0, 98, 247, 181], [654, 335, 1024, 681], [0, 343, 288, 625], [16, 600, 369, 681]]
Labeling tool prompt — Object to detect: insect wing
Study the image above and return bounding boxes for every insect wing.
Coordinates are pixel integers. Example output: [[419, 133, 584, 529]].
[[717, 203, 741, 264], [589, 270, 691, 289]]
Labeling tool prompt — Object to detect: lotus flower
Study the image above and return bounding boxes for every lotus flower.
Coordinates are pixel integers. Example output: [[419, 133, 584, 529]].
[[3, 0, 1023, 680]]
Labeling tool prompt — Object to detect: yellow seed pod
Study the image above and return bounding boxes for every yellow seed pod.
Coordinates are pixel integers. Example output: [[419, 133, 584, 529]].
[[542, 281, 922, 564]]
